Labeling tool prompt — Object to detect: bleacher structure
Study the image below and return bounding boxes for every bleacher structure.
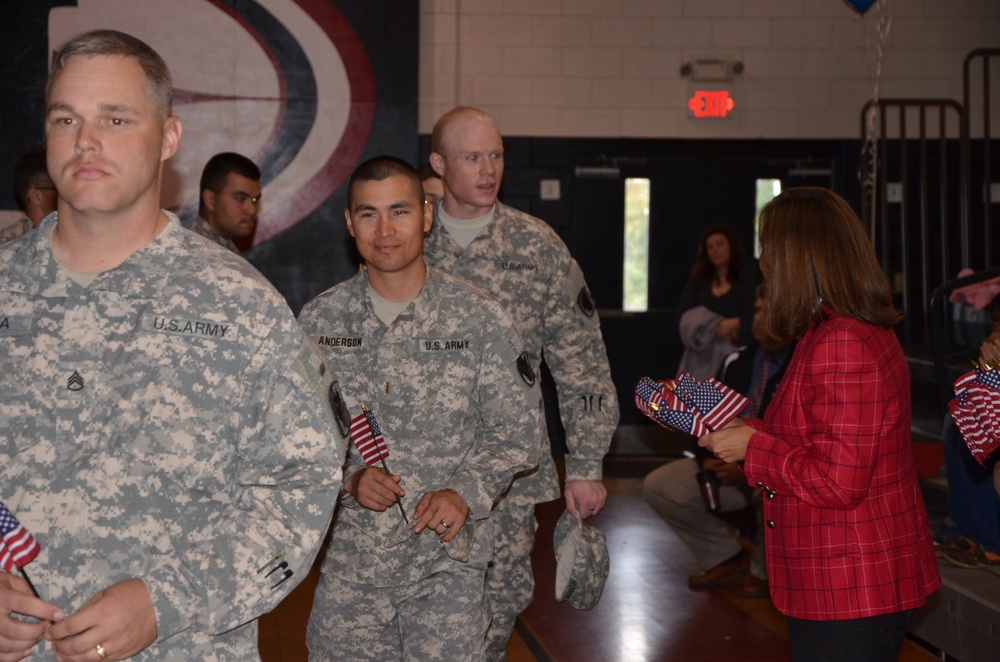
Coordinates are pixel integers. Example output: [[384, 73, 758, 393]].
[[866, 49, 1000, 662]]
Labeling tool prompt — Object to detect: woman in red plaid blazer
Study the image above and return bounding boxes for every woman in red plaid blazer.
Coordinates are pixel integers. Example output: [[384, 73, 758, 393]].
[[700, 188, 940, 661]]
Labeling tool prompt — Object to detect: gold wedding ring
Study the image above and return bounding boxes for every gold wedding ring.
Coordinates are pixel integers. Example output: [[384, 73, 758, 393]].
[[96, 643, 109, 660]]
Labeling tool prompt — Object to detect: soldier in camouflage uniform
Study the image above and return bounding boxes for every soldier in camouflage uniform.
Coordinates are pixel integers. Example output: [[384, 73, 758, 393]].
[[427, 107, 620, 660], [299, 156, 539, 661], [181, 152, 262, 254], [0, 30, 345, 661], [0, 148, 57, 245]]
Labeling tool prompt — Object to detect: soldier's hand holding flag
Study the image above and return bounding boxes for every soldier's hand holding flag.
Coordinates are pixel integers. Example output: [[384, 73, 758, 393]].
[[343, 404, 410, 523], [0, 502, 41, 590], [0, 500, 65, 660]]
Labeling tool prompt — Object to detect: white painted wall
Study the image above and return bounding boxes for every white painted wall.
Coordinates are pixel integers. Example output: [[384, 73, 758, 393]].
[[419, 0, 1000, 139]]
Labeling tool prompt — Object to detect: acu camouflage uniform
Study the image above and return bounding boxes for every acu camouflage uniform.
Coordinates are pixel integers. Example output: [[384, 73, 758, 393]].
[[181, 215, 240, 253], [299, 265, 540, 661], [0, 212, 346, 661], [424, 201, 620, 660], [0, 215, 34, 246]]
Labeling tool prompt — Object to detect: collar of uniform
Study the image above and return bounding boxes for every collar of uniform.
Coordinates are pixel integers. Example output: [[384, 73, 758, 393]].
[[192, 215, 218, 238], [85, 210, 182, 300], [1, 210, 180, 300], [358, 261, 441, 328], [428, 202, 504, 260], [192, 215, 238, 252]]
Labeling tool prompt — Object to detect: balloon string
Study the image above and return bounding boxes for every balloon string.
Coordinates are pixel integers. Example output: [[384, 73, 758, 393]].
[[861, 0, 893, 241]]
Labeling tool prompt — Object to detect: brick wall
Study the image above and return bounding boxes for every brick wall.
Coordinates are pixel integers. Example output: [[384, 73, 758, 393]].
[[419, 0, 1000, 139]]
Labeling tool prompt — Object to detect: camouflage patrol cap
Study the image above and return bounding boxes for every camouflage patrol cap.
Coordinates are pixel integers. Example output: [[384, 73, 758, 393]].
[[553, 509, 610, 610]]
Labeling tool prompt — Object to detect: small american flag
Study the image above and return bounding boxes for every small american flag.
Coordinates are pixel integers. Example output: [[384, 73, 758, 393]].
[[661, 406, 709, 437], [978, 367, 1000, 390], [696, 377, 751, 431], [0, 502, 40, 573], [969, 384, 1000, 435], [672, 372, 702, 412], [950, 398, 994, 461], [634, 377, 668, 420], [953, 369, 977, 399], [350, 406, 390, 466]]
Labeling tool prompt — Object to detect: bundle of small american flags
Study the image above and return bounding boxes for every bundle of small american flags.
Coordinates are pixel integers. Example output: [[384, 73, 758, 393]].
[[634, 371, 750, 436], [950, 366, 1000, 465]]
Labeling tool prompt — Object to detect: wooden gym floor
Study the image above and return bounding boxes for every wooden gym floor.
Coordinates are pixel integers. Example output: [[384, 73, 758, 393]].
[[258, 462, 941, 661]]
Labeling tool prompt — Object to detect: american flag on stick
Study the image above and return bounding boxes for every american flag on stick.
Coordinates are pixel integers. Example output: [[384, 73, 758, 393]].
[[0, 501, 41, 598], [349, 404, 408, 523], [350, 405, 390, 466]]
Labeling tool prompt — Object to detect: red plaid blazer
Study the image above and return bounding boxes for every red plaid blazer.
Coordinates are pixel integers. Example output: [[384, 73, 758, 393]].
[[743, 309, 940, 619]]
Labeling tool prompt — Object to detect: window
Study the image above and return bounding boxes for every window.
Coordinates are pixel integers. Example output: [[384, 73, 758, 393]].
[[754, 179, 781, 258], [623, 178, 650, 312]]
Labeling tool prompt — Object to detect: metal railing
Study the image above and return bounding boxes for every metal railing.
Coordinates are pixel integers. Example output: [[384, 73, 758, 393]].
[[860, 98, 968, 347], [964, 48, 1000, 267]]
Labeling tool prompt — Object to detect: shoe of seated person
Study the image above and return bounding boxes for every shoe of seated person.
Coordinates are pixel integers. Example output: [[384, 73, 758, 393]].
[[739, 574, 769, 599], [977, 550, 1000, 576], [688, 550, 750, 588], [938, 538, 986, 569], [978, 559, 1000, 576]]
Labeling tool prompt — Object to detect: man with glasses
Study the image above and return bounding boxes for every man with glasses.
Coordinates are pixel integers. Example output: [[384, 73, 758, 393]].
[[0, 148, 58, 244]]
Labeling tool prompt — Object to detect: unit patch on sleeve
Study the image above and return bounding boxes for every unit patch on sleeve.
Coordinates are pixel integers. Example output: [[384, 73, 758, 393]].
[[327, 380, 352, 438], [517, 351, 536, 386]]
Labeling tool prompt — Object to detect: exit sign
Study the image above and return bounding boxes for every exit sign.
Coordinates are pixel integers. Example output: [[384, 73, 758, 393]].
[[688, 90, 734, 118]]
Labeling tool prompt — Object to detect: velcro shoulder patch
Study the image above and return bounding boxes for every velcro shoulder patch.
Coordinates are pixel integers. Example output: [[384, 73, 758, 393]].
[[0, 314, 32, 336]]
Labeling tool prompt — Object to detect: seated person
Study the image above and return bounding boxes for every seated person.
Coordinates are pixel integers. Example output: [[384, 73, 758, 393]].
[[938, 295, 1000, 573], [643, 285, 792, 597]]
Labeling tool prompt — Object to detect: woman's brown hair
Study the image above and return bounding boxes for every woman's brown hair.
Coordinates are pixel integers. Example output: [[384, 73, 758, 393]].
[[691, 223, 746, 285], [758, 187, 901, 343]]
